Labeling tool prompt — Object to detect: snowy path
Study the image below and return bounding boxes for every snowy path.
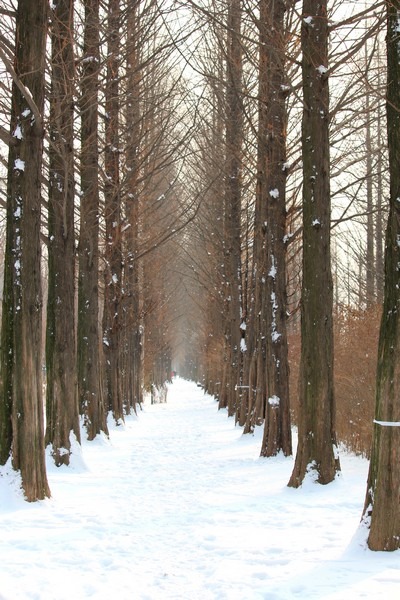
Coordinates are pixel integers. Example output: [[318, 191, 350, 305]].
[[0, 378, 399, 599]]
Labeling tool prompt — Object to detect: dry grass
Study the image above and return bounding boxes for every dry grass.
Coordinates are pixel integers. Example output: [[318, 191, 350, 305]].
[[288, 304, 381, 457]]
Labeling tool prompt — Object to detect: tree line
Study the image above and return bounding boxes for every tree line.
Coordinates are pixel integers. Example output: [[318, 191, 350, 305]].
[[167, 0, 398, 551], [0, 0, 399, 552], [0, 0, 196, 497]]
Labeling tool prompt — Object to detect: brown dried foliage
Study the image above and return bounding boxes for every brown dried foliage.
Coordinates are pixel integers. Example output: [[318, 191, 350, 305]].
[[289, 304, 381, 457]]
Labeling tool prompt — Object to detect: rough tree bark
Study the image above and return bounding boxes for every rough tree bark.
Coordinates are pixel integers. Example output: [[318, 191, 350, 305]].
[[258, 0, 292, 457], [218, 0, 243, 417], [0, 0, 50, 500], [102, 0, 123, 423], [46, 0, 81, 466], [288, 0, 340, 487], [77, 0, 108, 439], [122, 1, 143, 413], [361, 0, 400, 551]]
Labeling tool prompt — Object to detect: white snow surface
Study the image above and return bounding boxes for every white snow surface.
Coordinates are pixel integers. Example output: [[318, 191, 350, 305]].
[[13, 158, 25, 171], [1, 378, 399, 599]]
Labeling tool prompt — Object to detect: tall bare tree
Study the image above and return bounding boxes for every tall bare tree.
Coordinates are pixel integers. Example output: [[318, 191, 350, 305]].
[[78, 0, 108, 439], [102, 0, 124, 423], [121, 0, 143, 412], [46, 0, 80, 465], [258, 0, 292, 457], [218, 0, 243, 416], [361, 0, 400, 552], [0, 0, 50, 500], [239, 0, 292, 455], [288, 0, 340, 487]]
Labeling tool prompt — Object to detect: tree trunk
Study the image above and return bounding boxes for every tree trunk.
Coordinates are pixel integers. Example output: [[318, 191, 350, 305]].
[[46, 0, 80, 466], [361, 0, 400, 551], [0, 0, 50, 500], [288, 0, 340, 487], [259, 0, 292, 458], [242, 0, 292, 448], [122, 1, 143, 413], [102, 0, 123, 423], [236, 200, 252, 428], [78, 0, 108, 439], [219, 0, 243, 417]]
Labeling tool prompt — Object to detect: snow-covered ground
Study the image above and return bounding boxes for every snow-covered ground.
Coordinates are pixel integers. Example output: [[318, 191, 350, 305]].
[[0, 377, 399, 599]]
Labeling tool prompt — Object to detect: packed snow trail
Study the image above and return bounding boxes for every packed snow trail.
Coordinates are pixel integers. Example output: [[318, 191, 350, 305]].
[[0, 378, 399, 599]]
